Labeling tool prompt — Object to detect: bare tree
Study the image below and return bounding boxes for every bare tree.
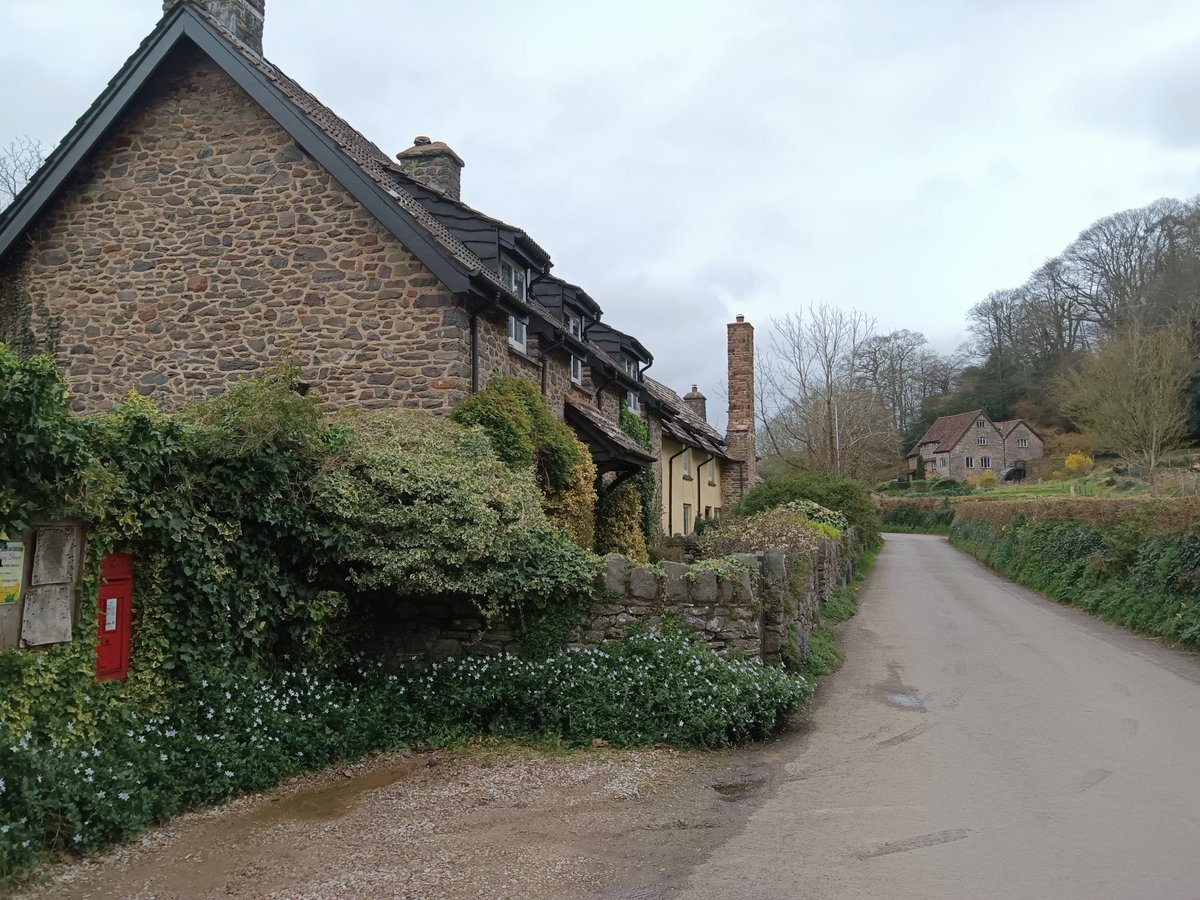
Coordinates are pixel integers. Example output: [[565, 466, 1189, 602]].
[[0, 136, 44, 209], [1058, 323, 1195, 470], [758, 304, 898, 478]]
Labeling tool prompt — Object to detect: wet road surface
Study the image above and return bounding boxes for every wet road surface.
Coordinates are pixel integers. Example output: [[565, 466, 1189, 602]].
[[674, 533, 1200, 900]]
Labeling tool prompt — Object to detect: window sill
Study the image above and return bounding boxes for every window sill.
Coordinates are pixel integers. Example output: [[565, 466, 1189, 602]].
[[708, 481, 717, 487], [682, 474, 694, 482], [507, 344, 539, 367]]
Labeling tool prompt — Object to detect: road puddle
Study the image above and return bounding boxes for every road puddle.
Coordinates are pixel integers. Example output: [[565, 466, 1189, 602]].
[[886, 693, 924, 710], [245, 753, 427, 824]]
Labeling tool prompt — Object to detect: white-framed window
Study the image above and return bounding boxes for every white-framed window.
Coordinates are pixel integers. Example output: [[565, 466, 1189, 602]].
[[623, 356, 638, 378], [565, 311, 582, 338], [681, 449, 690, 477], [978, 437, 988, 445], [570, 355, 582, 385], [939, 456, 947, 467], [707, 458, 715, 484], [682, 503, 692, 536], [626, 389, 639, 413], [500, 255, 527, 301], [981, 457, 991, 469], [507, 314, 528, 353], [1017, 438, 1029, 448], [976, 418, 986, 428], [965, 457, 974, 469]]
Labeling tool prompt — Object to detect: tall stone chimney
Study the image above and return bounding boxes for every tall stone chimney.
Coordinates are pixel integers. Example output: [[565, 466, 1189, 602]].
[[683, 385, 707, 422], [396, 137, 465, 202], [165, 0, 265, 54], [723, 315, 756, 509]]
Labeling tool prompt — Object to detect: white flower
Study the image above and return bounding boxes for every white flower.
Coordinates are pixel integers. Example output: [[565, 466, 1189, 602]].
[[224, 770, 234, 778], [160, 753, 168, 762], [0, 777, 5, 793], [72, 834, 82, 844], [96, 790, 106, 799], [118, 791, 130, 801]]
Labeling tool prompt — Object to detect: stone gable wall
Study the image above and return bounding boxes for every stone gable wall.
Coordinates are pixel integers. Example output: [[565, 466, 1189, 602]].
[[2, 47, 471, 413], [947, 419, 1003, 479], [1003, 423, 1044, 468]]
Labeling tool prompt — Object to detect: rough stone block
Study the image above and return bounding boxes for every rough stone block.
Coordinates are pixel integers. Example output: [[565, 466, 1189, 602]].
[[663, 561, 689, 605], [603, 554, 627, 596], [691, 570, 719, 603], [629, 566, 660, 601]]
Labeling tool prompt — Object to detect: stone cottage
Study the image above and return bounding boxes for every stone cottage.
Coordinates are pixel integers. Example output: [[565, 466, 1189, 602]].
[[0, 0, 757, 524], [908, 409, 1044, 480]]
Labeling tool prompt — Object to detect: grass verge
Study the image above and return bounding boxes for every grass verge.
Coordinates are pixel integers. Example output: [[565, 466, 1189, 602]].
[[794, 542, 880, 680]]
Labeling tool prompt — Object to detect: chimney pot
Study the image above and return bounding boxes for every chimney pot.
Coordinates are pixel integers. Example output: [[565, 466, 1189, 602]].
[[683, 384, 708, 422], [413, 136, 431, 145], [735, 314, 745, 323]]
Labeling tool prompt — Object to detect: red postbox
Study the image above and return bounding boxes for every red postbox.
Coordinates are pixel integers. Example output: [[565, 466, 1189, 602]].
[[95, 553, 132, 682]]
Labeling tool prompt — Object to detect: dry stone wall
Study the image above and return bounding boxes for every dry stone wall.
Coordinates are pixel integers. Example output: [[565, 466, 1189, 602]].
[[386, 536, 856, 662]]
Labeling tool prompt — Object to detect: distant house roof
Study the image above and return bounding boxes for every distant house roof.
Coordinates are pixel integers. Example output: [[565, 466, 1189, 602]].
[[996, 419, 1043, 441], [643, 378, 729, 459], [908, 409, 987, 457]]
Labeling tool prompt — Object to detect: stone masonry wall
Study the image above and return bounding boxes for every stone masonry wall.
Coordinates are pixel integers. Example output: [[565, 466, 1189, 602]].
[[392, 536, 857, 662], [3, 47, 470, 413]]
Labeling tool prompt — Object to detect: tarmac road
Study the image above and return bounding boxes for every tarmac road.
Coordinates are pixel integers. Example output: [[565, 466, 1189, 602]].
[[675, 533, 1200, 900]]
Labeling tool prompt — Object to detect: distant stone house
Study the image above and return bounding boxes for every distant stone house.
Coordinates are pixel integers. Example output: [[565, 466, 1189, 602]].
[[0, 0, 756, 530], [908, 409, 1044, 480]]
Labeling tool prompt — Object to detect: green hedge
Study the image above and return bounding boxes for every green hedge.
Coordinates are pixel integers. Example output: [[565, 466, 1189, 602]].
[[731, 472, 880, 547], [880, 500, 955, 532], [951, 516, 1200, 646]]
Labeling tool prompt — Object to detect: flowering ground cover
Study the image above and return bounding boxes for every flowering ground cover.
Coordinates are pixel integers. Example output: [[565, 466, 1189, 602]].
[[0, 627, 810, 885]]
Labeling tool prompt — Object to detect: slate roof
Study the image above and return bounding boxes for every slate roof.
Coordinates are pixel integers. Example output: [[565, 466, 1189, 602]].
[[908, 409, 986, 457], [564, 401, 656, 470], [643, 378, 729, 459]]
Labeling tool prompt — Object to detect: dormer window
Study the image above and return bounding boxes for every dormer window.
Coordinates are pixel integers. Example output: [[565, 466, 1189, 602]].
[[565, 311, 582, 338], [623, 356, 638, 379], [500, 255, 527, 301], [507, 314, 528, 353]]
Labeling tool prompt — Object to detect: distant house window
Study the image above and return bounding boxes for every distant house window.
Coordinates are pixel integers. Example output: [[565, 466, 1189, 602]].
[[500, 256, 527, 301], [976, 418, 986, 428], [626, 389, 640, 413], [682, 503, 692, 535], [704, 506, 712, 519], [707, 458, 715, 484], [978, 437, 988, 445], [1017, 438, 1029, 448], [681, 449, 690, 477], [507, 315, 528, 353], [714, 507, 722, 520], [570, 355, 583, 385], [981, 457, 991, 469], [939, 457, 947, 467], [966, 457, 974, 469]]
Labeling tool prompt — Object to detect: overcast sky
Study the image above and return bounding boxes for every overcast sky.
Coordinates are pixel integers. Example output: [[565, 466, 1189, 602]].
[[3, 0, 1200, 426]]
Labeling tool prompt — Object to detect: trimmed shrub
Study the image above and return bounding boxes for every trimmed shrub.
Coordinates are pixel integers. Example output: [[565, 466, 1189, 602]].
[[595, 479, 649, 562], [700, 503, 824, 557], [731, 471, 880, 546]]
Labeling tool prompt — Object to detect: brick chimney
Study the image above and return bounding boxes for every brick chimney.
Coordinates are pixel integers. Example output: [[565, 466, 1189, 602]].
[[683, 385, 707, 422], [165, 0, 265, 54], [396, 136, 465, 202], [723, 315, 756, 509]]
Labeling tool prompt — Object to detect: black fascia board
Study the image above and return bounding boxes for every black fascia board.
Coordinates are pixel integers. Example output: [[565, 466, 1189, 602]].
[[0, 7, 476, 298]]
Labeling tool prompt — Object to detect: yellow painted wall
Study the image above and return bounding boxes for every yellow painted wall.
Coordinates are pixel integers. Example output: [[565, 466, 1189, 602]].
[[660, 437, 724, 536]]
